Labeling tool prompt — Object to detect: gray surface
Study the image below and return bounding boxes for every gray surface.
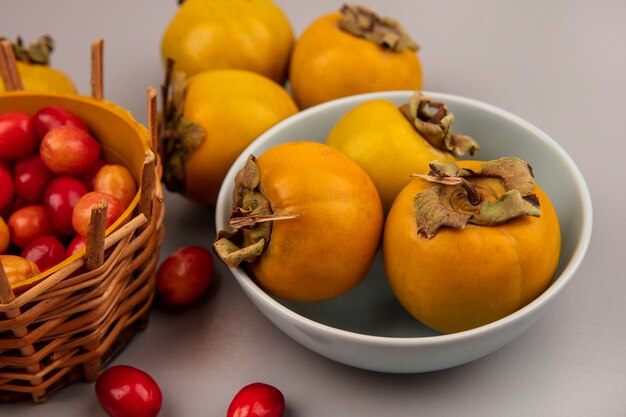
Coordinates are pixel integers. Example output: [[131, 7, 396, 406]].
[[2, 0, 625, 415]]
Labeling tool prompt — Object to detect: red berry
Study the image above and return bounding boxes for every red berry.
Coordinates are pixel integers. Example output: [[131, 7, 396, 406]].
[[227, 383, 285, 417], [156, 246, 215, 306], [93, 164, 138, 209], [79, 158, 106, 189], [0, 112, 37, 160], [21, 235, 66, 272], [13, 154, 55, 204], [72, 191, 124, 237], [43, 177, 88, 236], [40, 125, 101, 175], [95, 365, 162, 417], [7, 205, 54, 248], [2, 196, 27, 219], [33, 105, 89, 139], [66, 234, 87, 257], [0, 162, 13, 210]]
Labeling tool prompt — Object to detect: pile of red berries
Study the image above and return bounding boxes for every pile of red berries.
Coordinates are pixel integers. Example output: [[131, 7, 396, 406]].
[[0, 105, 137, 284]]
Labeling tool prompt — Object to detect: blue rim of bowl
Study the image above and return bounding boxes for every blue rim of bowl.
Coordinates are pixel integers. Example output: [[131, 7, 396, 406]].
[[216, 90, 593, 348]]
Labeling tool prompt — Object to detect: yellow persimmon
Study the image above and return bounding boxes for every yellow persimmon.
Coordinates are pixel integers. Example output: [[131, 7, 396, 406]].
[[161, 0, 294, 84], [160, 69, 298, 206], [0, 36, 76, 94], [327, 92, 479, 213]]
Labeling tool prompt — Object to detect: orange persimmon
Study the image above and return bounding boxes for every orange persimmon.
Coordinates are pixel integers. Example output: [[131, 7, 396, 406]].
[[383, 158, 561, 333]]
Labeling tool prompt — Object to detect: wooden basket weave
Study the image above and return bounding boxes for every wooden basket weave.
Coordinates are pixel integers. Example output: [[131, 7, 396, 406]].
[[0, 83, 164, 401]]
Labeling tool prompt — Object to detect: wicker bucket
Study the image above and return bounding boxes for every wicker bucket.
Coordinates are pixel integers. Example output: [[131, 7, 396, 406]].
[[0, 91, 164, 403]]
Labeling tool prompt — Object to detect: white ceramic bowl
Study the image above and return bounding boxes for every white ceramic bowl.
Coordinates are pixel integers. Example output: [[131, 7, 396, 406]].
[[215, 91, 592, 373]]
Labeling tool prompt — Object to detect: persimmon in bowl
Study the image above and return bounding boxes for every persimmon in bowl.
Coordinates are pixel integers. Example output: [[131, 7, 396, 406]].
[[215, 91, 592, 373]]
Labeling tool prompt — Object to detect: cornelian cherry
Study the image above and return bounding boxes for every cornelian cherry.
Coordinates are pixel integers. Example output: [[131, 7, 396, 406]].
[[156, 246, 215, 306], [43, 177, 88, 236], [21, 235, 65, 272], [79, 159, 106, 189], [93, 164, 138, 208], [227, 383, 285, 417], [33, 105, 89, 139], [0, 163, 13, 210], [40, 125, 101, 175], [0, 112, 37, 160], [72, 191, 124, 237], [95, 365, 162, 417], [66, 234, 87, 257], [13, 154, 55, 204], [7, 205, 53, 249]]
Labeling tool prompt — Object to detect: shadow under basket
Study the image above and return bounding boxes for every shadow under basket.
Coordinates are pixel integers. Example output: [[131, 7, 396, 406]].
[[0, 92, 164, 403]]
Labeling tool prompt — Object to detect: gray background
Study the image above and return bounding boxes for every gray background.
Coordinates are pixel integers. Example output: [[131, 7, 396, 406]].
[[2, 0, 625, 415]]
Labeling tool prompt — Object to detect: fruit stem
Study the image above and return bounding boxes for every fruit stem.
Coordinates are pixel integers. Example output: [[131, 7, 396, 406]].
[[338, 4, 419, 52], [229, 212, 302, 229], [214, 155, 302, 268], [158, 59, 205, 194], [0, 35, 54, 65], [400, 92, 480, 157], [412, 158, 541, 238], [412, 173, 481, 205]]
